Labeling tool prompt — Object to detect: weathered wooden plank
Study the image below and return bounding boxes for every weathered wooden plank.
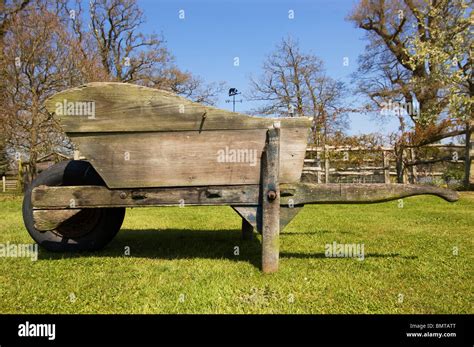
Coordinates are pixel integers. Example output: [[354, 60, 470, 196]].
[[33, 209, 83, 231], [261, 126, 280, 274], [31, 183, 458, 210], [71, 127, 308, 188], [32, 185, 260, 209], [45, 82, 311, 133]]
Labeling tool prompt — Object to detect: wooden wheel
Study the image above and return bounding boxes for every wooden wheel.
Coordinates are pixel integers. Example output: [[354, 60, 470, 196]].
[[22, 160, 125, 252]]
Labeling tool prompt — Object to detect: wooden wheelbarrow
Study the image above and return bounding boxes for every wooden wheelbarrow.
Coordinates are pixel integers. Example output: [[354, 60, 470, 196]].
[[23, 82, 459, 273]]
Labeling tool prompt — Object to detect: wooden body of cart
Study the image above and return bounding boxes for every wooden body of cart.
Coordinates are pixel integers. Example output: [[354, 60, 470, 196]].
[[22, 82, 459, 273]]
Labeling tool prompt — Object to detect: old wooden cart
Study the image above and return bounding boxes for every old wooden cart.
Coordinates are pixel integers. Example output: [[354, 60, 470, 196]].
[[23, 82, 459, 273]]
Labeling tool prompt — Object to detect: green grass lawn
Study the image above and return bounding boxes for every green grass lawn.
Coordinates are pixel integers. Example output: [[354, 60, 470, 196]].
[[0, 192, 472, 314]]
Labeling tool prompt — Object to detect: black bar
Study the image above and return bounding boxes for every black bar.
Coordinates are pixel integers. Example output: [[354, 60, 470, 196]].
[[0, 314, 472, 345]]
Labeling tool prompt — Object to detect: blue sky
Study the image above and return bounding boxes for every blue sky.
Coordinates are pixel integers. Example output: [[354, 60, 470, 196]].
[[137, 0, 400, 135]]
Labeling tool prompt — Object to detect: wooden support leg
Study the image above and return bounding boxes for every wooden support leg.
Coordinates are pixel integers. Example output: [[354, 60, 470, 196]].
[[261, 125, 280, 273], [232, 205, 302, 235], [241, 218, 254, 240], [280, 206, 303, 231]]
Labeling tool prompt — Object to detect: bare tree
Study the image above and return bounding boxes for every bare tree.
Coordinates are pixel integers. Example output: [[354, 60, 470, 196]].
[[78, 0, 224, 104], [248, 37, 350, 146], [0, 0, 32, 113], [1, 1, 78, 184], [87, 0, 170, 83], [0, 0, 31, 39]]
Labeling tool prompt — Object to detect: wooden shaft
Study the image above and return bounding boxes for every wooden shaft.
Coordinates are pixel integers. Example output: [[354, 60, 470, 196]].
[[279, 183, 459, 204], [31, 182, 459, 210], [261, 126, 280, 274], [32, 185, 260, 209], [31, 182, 458, 233]]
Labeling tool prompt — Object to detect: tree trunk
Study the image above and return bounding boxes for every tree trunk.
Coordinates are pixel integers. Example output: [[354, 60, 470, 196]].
[[465, 120, 474, 190], [26, 97, 40, 188], [395, 144, 405, 184], [409, 148, 417, 184]]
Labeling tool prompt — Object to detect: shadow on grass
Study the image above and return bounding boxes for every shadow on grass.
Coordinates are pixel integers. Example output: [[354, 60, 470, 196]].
[[37, 228, 417, 268], [39, 228, 263, 269]]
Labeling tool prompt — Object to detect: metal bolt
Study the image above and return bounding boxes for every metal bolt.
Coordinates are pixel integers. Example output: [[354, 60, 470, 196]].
[[267, 190, 277, 201], [119, 192, 127, 199]]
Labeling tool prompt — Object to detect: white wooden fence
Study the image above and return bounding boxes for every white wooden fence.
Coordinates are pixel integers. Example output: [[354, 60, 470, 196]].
[[2, 176, 20, 192], [303, 144, 468, 184]]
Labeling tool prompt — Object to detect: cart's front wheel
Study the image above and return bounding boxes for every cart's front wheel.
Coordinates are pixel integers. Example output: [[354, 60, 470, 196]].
[[22, 160, 125, 252]]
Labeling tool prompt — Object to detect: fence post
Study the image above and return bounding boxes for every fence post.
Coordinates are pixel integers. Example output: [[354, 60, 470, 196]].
[[316, 149, 322, 183], [464, 120, 474, 189], [410, 148, 418, 184], [383, 151, 390, 184], [2, 176, 5, 193], [402, 149, 408, 184], [468, 120, 474, 189], [325, 145, 330, 184]]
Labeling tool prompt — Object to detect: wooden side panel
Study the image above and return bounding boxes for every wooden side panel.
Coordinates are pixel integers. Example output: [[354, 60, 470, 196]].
[[44, 82, 311, 133], [72, 127, 308, 188]]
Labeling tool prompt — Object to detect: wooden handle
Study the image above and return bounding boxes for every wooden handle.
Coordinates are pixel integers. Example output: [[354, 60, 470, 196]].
[[279, 183, 459, 205]]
